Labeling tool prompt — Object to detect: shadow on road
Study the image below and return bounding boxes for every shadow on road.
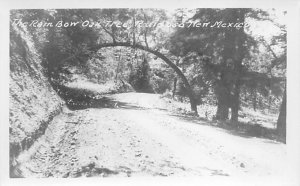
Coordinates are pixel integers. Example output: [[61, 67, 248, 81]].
[[167, 112, 282, 143], [67, 96, 146, 111]]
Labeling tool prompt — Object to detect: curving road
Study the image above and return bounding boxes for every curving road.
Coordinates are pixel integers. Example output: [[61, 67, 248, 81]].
[[16, 93, 286, 179]]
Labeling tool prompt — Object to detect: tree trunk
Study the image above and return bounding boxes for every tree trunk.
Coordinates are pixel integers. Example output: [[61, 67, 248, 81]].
[[172, 77, 177, 98], [268, 94, 272, 111], [216, 101, 229, 120], [231, 83, 240, 122], [214, 9, 246, 122], [228, 9, 246, 123], [115, 59, 120, 81], [172, 59, 180, 98], [253, 88, 257, 111], [216, 83, 230, 120], [277, 88, 286, 143]]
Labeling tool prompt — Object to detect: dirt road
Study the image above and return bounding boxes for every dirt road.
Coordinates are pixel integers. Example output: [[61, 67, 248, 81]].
[[16, 93, 286, 179]]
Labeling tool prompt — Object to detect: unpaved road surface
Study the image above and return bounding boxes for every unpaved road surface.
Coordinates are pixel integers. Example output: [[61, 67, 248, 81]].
[[16, 93, 286, 179]]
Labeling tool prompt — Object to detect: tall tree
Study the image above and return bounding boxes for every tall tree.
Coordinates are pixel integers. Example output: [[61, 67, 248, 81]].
[[170, 8, 250, 122]]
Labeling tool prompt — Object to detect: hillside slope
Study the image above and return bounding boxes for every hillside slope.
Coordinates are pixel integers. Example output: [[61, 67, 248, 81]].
[[9, 24, 63, 168]]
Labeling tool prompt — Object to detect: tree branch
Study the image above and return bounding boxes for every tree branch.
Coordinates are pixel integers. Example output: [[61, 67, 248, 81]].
[[100, 24, 117, 43], [260, 37, 281, 71], [143, 13, 149, 49]]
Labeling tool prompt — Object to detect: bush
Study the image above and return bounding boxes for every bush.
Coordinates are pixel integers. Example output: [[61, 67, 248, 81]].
[[151, 75, 170, 94], [129, 59, 154, 93]]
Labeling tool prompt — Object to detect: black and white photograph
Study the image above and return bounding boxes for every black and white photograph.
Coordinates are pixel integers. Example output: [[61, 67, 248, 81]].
[[1, 1, 300, 185]]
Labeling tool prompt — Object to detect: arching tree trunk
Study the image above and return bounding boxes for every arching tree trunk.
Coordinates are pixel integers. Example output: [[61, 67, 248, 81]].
[[90, 42, 198, 115], [172, 59, 179, 98]]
